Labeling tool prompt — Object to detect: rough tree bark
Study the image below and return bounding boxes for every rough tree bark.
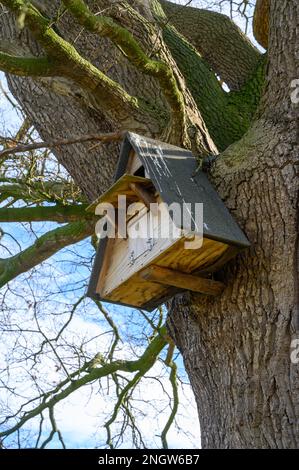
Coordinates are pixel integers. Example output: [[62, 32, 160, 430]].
[[0, 0, 298, 448], [160, 0, 261, 91], [167, 0, 299, 448]]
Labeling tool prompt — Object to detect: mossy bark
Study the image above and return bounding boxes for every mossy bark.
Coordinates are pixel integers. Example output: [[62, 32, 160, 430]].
[[160, 0, 261, 91], [161, 24, 266, 151]]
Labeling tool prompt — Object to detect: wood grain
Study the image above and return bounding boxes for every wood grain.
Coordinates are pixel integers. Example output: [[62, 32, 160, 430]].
[[140, 265, 225, 296]]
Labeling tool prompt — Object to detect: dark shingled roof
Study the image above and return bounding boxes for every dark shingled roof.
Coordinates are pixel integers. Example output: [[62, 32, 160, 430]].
[[116, 132, 250, 247]]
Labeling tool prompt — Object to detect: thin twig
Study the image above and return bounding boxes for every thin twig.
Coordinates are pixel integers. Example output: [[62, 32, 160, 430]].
[[0, 131, 125, 161]]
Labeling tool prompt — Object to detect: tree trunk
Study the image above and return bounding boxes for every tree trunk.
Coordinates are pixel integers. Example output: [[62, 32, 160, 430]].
[[168, 0, 299, 448], [0, 0, 298, 448], [168, 119, 299, 447]]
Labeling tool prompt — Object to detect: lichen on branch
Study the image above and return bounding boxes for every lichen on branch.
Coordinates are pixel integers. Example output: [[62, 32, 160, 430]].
[[160, 0, 261, 91], [62, 0, 185, 134], [0, 204, 92, 223], [0, 0, 154, 127], [0, 50, 57, 76]]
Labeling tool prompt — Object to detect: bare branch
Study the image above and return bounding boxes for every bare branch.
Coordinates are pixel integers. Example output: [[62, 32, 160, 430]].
[[0, 178, 84, 205], [0, 131, 125, 161], [0, 219, 94, 287], [94, 300, 121, 361], [40, 407, 66, 449], [0, 325, 168, 440]]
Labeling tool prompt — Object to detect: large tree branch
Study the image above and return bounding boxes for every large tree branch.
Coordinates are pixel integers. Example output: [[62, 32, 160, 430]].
[[62, 0, 185, 127], [0, 219, 93, 287], [0, 180, 84, 205], [0, 50, 57, 76], [159, 15, 265, 151], [161, 343, 178, 449], [253, 0, 269, 49], [160, 0, 261, 91], [0, 204, 92, 223], [104, 370, 143, 448], [1, 0, 155, 128]]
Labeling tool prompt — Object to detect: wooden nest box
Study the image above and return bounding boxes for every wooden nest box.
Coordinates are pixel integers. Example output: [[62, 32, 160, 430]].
[[87, 133, 250, 311]]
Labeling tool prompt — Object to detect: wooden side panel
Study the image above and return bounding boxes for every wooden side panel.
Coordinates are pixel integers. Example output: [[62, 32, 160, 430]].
[[97, 235, 229, 308], [103, 274, 168, 308], [126, 150, 143, 175], [98, 202, 182, 297], [156, 237, 229, 274]]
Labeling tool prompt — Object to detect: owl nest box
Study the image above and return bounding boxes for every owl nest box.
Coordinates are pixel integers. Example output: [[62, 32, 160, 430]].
[[87, 133, 250, 311]]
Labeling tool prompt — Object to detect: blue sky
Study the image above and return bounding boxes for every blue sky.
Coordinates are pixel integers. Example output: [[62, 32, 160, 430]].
[[0, 78, 200, 447]]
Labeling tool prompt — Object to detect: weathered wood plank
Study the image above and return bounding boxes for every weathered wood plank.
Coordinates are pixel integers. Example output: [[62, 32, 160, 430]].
[[86, 174, 153, 212], [129, 182, 158, 214], [100, 201, 182, 297], [139, 265, 225, 296], [154, 237, 229, 274], [104, 274, 168, 307], [127, 150, 142, 175]]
